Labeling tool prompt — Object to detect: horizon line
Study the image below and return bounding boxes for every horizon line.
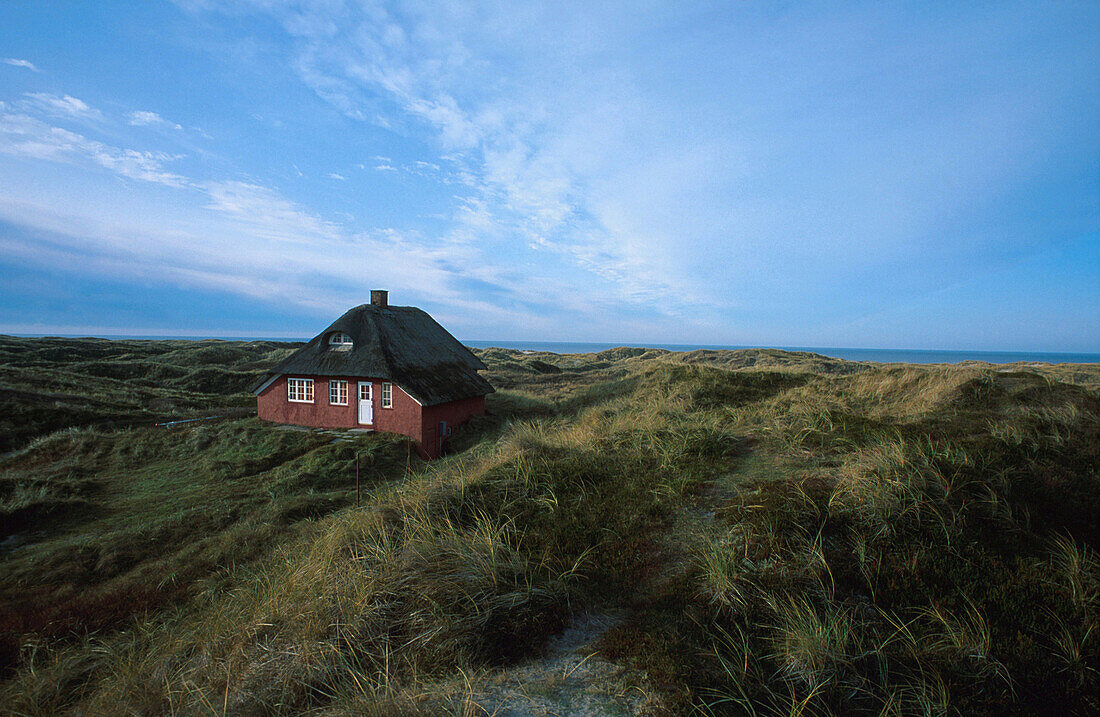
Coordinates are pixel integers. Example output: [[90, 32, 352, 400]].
[[2, 332, 1098, 358]]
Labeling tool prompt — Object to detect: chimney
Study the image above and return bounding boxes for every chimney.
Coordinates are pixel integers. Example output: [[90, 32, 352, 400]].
[[370, 289, 388, 307]]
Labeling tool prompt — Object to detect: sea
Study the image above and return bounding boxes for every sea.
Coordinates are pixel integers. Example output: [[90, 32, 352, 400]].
[[11, 335, 1099, 364]]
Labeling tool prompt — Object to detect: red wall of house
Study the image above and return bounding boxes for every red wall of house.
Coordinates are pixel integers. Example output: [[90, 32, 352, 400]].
[[372, 382, 423, 444], [421, 395, 487, 458], [256, 375, 359, 428], [256, 375, 486, 458]]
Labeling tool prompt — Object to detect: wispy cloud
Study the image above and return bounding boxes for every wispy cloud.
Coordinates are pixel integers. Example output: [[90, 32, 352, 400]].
[[2, 58, 38, 71], [24, 93, 102, 121], [0, 181, 523, 331], [227, 0, 1100, 331], [5, 1, 1095, 346], [0, 112, 188, 187], [327, 172, 345, 180], [0, 81, 611, 337], [166, 3, 710, 319], [201, 180, 340, 244], [0, 88, 513, 321], [128, 110, 183, 130], [244, 2, 708, 313]]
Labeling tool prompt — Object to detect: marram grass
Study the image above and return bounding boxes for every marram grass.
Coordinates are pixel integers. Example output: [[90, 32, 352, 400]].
[[0, 337, 1097, 715]]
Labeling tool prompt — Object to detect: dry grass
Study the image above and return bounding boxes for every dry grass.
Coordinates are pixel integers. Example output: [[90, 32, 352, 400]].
[[1, 339, 1098, 715]]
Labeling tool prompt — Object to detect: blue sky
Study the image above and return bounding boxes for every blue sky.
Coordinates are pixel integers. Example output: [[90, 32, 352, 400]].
[[0, 1, 1097, 350]]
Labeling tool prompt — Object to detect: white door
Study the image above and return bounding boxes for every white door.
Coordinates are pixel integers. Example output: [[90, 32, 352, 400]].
[[357, 382, 373, 424]]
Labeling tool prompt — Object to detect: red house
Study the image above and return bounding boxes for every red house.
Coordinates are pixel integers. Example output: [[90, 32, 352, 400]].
[[253, 291, 493, 458]]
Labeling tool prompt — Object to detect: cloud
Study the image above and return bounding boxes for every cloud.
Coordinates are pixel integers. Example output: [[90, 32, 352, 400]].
[[0, 13, 706, 339], [128, 110, 184, 130], [0, 181, 525, 333], [0, 112, 189, 187], [230, 1, 1100, 334], [24, 93, 102, 121], [201, 180, 341, 244], [0, 104, 632, 339], [0, 88, 517, 321], [0, 85, 536, 333], [327, 172, 345, 180], [2, 58, 38, 71], [221, 2, 726, 318], [9, 1, 1096, 346]]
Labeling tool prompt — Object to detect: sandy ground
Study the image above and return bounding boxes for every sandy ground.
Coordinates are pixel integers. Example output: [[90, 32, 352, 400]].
[[462, 613, 661, 716]]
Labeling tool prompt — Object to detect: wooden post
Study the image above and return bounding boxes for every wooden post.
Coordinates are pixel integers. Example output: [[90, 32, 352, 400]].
[[355, 451, 360, 507]]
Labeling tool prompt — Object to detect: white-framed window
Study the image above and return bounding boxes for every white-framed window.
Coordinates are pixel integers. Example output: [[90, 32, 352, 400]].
[[328, 332, 353, 350], [359, 382, 372, 401], [288, 377, 314, 403], [381, 382, 393, 408], [330, 379, 348, 405]]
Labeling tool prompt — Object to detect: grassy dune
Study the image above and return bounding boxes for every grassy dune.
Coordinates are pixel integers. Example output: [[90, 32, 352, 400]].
[[0, 338, 1097, 715], [0, 336, 299, 454]]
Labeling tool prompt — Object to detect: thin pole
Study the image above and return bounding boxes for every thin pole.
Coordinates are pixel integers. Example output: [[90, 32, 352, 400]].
[[356, 451, 360, 507]]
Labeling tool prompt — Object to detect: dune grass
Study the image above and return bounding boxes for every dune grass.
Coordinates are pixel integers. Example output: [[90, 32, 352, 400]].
[[0, 339, 1096, 714], [0, 416, 411, 686], [0, 336, 296, 453]]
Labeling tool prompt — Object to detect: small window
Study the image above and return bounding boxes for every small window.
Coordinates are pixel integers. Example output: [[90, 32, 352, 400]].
[[381, 382, 393, 408], [330, 379, 348, 405], [328, 332, 353, 351], [288, 377, 314, 403]]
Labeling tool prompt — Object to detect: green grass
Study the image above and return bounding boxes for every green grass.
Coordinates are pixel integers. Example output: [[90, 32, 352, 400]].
[[0, 338, 1097, 715], [0, 335, 297, 453], [0, 414, 411, 684]]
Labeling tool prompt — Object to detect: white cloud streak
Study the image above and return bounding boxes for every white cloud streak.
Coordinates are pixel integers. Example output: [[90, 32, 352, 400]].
[[0, 187, 524, 331], [6, 1, 1094, 345], [128, 110, 184, 130], [0, 93, 541, 334], [232, 0, 1099, 338], [2, 58, 38, 71], [0, 112, 189, 187], [222, 1, 718, 316], [24, 93, 102, 121]]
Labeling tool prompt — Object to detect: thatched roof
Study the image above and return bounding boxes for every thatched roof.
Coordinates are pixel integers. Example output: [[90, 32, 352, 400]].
[[254, 304, 493, 406]]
